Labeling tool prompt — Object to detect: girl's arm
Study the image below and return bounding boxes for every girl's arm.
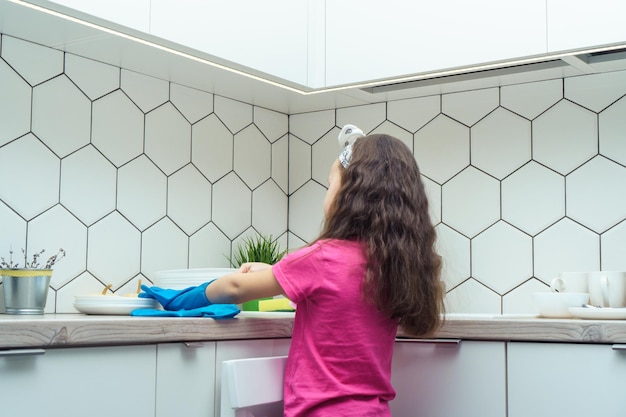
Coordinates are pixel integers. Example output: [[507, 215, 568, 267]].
[[205, 267, 285, 304]]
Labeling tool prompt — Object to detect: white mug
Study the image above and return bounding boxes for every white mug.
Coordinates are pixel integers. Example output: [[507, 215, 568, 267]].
[[550, 272, 589, 293], [588, 271, 626, 308]]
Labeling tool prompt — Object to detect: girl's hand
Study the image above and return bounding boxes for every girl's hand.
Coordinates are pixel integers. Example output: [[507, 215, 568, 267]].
[[239, 262, 273, 273]]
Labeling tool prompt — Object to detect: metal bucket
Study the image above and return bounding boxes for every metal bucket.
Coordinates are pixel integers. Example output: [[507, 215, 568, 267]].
[[1, 269, 52, 315]]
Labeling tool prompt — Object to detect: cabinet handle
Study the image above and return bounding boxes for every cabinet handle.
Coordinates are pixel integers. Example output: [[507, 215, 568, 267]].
[[183, 342, 206, 348], [611, 344, 626, 351], [395, 338, 461, 345], [0, 349, 46, 357]]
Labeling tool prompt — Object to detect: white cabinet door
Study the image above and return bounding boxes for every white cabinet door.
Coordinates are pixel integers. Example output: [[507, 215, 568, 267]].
[[149, 0, 310, 86], [325, 0, 547, 86], [0, 345, 156, 417], [547, 0, 626, 53], [215, 338, 291, 417], [508, 342, 626, 417], [156, 342, 217, 417], [37, 0, 151, 32], [390, 339, 506, 417]]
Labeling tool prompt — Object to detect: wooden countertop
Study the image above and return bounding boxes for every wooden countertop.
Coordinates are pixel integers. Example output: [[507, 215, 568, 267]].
[[2, 312, 626, 349]]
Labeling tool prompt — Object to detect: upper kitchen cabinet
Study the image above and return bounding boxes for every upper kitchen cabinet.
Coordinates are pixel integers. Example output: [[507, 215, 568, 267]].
[[325, 0, 547, 86], [149, 0, 311, 86], [35, 0, 151, 32], [547, 0, 626, 53]]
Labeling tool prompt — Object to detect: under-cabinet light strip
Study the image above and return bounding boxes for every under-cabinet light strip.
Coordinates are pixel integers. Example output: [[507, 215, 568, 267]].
[[10, 0, 626, 96]]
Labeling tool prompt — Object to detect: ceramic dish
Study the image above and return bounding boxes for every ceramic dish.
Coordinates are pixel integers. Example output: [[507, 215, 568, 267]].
[[154, 268, 236, 289], [568, 307, 626, 320], [74, 295, 159, 315]]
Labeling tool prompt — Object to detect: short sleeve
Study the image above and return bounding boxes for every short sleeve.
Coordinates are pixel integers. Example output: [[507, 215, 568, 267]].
[[272, 242, 326, 303]]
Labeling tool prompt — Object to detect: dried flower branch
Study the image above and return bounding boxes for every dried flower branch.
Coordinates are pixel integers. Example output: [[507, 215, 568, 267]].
[[0, 248, 66, 269]]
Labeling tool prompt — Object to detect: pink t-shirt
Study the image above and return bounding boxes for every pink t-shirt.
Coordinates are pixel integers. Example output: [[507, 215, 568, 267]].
[[273, 239, 398, 417]]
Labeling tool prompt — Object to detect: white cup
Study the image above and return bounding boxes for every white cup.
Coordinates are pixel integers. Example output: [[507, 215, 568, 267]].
[[588, 271, 626, 308], [550, 272, 589, 293]]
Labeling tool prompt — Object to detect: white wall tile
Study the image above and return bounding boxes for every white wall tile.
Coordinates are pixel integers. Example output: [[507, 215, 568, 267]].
[[252, 180, 288, 238], [0, 35, 63, 86], [271, 135, 289, 193], [65, 54, 120, 101], [289, 109, 335, 145], [442, 88, 499, 126], [141, 218, 189, 280], [387, 95, 440, 133], [192, 114, 233, 182], [288, 180, 325, 243], [501, 79, 562, 120], [0, 202, 26, 255], [120, 69, 169, 112], [145, 102, 192, 176], [311, 128, 340, 186], [601, 221, 626, 271], [189, 223, 232, 268], [254, 107, 288, 143], [444, 278, 501, 314], [214, 96, 252, 134], [212, 172, 252, 239], [288, 135, 311, 193], [0, 59, 30, 146], [234, 125, 271, 189], [336, 102, 386, 134], [565, 70, 626, 112], [435, 224, 470, 291], [170, 83, 213, 124], [503, 278, 547, 315], [167, 165, 212, 235], [599, 95, 626, 166]]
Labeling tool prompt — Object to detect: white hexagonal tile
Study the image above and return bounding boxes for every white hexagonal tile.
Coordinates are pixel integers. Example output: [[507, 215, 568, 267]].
[[502, 278, 549, 315], [435, 224, 470, 291], [370, 121, 413, 152], [170, 83, 213, 124], [289, 180, 326, 243], [189, 223, 232, 268], [145, 102, 192, 176], [117, 155, 167, 231], [565, 70, 626, 112], [290, 109, 335, 145], [272, 135, 289, 194], [116, 276, 145, 297], [414, 114, 470, 184], [234, 125, 271, 189], [311, 128, 340, 186], [423, 176, 441, 225], [444, 278, 501, 314], [533, 218, 599, 284], [87, 212, 141, 289], [289, 135, 312, 194], [0, 35, 63, 86], [0, 133, 60, 220], [566, 156, 626, 233], [533, 100, 597, 175], [167, 165, 212, 235], [336, 102, 386, 135], [27, 205, 87, 289], [92, 90, 144, 167], [254, 107, 288, 143], [599, 95, 626, 166], [120, 69, 169, 112], [56, 271, 102, 313], [502, 161, 565, 236], [442, 88, 499, 126], [0, 201, 26, 255], [501, 79, 562, 120], [192, 114, 233, 182], [442, 167, 500, 238], [601, 221, 626, 271], [287, 232, 307, 251], [212, 172, 252, 239], [60, 145, 116, 226], [0, 59, 30, 146], [32, 75, 91, 158], [141, 218, 189, 280], [252, 180, 288, 238], [388, 95, 440, 133], [472, 221, 533, 295], [214, 95, 252, 134], [64, 54, 119, 100], [471, 107, 531, 179]]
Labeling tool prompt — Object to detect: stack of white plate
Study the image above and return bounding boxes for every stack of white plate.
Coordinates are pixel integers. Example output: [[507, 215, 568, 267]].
[[74, 295, 159, 315], [153, 268, 237, 290]]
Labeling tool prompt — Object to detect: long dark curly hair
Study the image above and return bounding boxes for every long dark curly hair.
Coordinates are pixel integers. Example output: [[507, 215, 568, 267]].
[[318, 133, 444, 336]]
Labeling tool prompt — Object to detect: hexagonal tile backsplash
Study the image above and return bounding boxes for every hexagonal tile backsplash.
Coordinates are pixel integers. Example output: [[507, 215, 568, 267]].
[[1, 33, 626, 316]]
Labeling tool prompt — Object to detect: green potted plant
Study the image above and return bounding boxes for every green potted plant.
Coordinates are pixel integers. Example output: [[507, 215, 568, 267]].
[[228, 234, 287, 311], [0, 248, 66, 315]]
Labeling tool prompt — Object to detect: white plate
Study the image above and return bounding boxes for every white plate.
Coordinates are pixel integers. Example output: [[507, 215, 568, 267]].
[[568, 307, 626, 320], [154, 268, 236, 289], [74, 296, 159, 315]]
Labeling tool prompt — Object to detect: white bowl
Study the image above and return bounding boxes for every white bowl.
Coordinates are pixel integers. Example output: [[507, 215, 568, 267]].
[[154, 268, 237, 289], [532, 292, 589, 318]]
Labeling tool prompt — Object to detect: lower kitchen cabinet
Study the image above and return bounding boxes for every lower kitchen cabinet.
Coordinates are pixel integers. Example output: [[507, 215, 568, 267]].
[[508, 342, 626, 417], [215, 338, 291, 417], [0, 344, 156, 417], [390, 339, 506, 417], [155, 341, 217, 417]]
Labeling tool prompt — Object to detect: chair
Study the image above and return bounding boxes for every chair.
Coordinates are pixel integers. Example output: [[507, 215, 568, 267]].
[[220, 355, 287, 417]]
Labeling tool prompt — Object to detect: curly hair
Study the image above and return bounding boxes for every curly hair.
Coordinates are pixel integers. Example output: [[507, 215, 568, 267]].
[[318, 134, 444, 336]]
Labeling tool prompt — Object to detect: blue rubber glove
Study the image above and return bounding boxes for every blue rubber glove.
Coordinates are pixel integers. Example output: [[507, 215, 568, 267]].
[[138, 281, 215, 310], [130, 304, 240, 319]]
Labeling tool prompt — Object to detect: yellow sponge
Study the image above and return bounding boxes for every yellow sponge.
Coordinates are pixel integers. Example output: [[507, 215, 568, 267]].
[[258, 297, 295, 312]]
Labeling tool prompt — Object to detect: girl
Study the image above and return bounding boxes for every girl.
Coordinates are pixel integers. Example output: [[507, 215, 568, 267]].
[[143, 129, 444, 416]]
